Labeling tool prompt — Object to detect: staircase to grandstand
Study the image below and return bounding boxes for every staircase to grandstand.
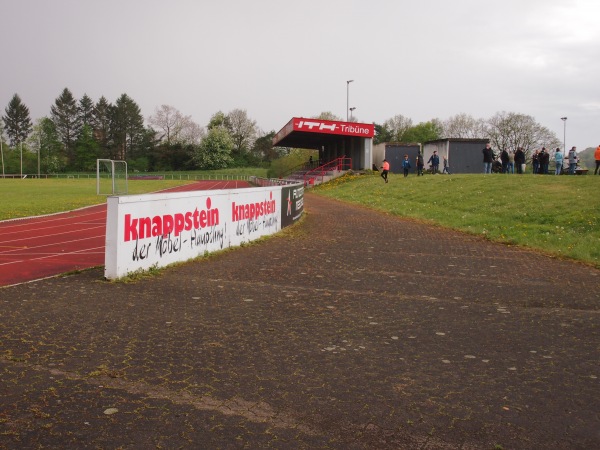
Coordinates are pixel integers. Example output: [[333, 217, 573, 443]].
[[285, 157, 352, 187]]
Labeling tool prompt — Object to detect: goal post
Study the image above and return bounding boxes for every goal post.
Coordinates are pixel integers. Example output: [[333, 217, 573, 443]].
[[97, 159, 128, 195]]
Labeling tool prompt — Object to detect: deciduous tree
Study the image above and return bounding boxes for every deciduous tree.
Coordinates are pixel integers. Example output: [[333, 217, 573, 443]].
[[402, 120, 443, 144], [383, 114, 413, 142], [191, 126, 233, 169], [227, 109, 257, 157], [148, 105, 204, 146], [486, 111, 560, 161], [442, 113, 487, 139]]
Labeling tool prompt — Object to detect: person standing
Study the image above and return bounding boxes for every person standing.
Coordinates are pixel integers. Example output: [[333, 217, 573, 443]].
[[539, 148, 550, 174], [568, 146, 577, 175], [442, 155, 451, 174], [428, 151, 440, 174], [554, 148, 564, 175], [515, 147, 525, 174], [402, 154, 411, 177], [482, 143, 494, 174], [416, 152, 424, 176], [380, 159, 390, 183], [594, 145, 600, 175], [532, 149, 540, 174], [500, 148, 510, 173], [508, 150, 515, 174]]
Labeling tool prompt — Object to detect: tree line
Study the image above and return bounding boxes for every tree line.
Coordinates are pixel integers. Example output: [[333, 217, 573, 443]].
[[1, 88, 563, 175]]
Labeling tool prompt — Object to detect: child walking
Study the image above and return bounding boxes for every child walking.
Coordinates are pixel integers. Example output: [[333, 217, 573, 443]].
[[442, 156, 451, 174], [402, 154, 411, 177]]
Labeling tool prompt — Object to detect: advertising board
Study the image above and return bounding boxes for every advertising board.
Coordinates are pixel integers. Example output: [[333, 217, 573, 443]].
[[104, 183, 303, 279]]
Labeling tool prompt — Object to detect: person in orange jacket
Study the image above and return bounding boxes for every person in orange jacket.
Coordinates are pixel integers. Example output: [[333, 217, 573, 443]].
[[595, 145, 600, 175], [380, 159, 390, 183]]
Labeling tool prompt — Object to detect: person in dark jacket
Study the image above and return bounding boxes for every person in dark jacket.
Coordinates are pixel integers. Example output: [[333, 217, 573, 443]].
[[500, 149, 510, 173], [514, 147, 525, 174], [482, 143, 494, 174], [539, 147, 550, 174], [427, 151, 440, 174], [416, 153, 424, 176], [532, 149, 540, 174]]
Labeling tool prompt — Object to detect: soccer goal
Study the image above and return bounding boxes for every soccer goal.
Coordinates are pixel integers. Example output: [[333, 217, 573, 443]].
[[97, 159, 128, 195]]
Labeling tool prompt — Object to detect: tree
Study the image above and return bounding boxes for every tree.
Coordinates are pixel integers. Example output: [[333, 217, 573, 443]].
[[383, 114, 413, 142], [30, 117, 64, 173], [78, 94, 95, 129], [178, 120, 204, 146], [402, 120, 443, 143], [314, 111, 343, 121], [486, 111, 560, 162], [2, 93, 33, 146], [148, 105, 204, 146], [110, 94, 145, 161], [253, 131, 277, 162], [50, 88, 80, 166], [227, 109, 257, 157], [191, 126, 233, 169], [74, 124, 100, 171], [148, 104, 182, 145], [373, 123, 392, 145], [92, 96, 113, 158], [442, 113, 487, 138], [207, 111, 231, 130]]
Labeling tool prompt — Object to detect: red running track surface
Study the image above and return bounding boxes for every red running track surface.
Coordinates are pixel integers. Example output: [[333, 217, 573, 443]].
[[0, 180, 250, 287]]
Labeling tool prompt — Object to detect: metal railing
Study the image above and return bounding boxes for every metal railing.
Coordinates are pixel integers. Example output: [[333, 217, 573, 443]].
[[303, 157, 352, 187]]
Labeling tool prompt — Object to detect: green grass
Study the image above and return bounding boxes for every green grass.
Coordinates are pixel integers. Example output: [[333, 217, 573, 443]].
[[0, 178, 193, 219], [0, 168, 268, 220], [313, 172, 600, 267]]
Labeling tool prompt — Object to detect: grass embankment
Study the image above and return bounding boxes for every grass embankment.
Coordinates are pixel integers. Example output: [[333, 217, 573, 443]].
[[313, 172, 600, 267]]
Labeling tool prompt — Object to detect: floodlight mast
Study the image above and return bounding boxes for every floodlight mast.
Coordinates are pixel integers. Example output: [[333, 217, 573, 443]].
[[346, 80, 354, 121]]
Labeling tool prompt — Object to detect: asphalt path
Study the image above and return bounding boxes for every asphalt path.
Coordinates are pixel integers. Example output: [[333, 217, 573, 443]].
[[0, 192, 598, 448]]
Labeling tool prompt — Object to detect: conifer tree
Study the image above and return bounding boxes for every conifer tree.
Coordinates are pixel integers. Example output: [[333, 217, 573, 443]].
[[92, 96, 113, 158], [50, 88, 80, 166], [78, 94, 95, 129], [2, 93, 33, 146]]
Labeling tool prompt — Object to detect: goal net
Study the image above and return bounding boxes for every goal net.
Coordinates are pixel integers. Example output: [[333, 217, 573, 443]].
[[97, 159, 128, 195]]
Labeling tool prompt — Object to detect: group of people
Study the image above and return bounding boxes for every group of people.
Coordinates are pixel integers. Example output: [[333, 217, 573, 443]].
[[484, 144, 585, 175], [380, 150, 449, 182], [379, 143, 600, 182]]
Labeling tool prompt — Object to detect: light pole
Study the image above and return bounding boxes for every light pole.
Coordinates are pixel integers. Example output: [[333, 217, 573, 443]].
[[346, 79, 354, 121], [561, 117, 567, 172], [561, 117, 567, 152], [349, 107, 356, 121]]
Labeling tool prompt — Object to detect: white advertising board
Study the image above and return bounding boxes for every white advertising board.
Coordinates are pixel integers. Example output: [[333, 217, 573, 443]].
[[104, 184, 300, 280]]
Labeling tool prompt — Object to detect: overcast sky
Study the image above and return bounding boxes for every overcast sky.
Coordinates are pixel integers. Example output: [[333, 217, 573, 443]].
[[2, 0, 599, 150]]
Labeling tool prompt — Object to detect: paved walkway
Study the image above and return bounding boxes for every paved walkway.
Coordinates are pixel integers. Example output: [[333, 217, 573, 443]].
[[1, 193, 598, 449]]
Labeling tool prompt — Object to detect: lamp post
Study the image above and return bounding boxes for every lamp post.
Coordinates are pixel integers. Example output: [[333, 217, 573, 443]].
[[346, 79, 354, 121], [561, 117, 567, 152], [349, 107, 356, 121]]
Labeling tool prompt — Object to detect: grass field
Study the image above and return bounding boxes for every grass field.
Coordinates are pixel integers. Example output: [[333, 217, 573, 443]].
[[313, 172, 600, 268], [0, 168, 267, 220]]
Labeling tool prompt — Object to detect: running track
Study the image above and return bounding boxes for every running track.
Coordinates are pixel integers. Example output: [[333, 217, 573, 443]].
[[0, 180, 250, 287]]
